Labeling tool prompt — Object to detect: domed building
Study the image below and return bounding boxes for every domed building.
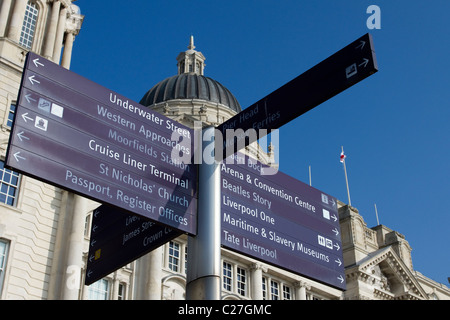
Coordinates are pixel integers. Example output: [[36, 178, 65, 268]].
[[140, 36, 241, 127], [140, 36, 276, 165]]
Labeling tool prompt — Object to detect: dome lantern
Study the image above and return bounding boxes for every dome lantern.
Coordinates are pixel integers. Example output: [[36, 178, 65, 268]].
[[176, 35, 206, 76]]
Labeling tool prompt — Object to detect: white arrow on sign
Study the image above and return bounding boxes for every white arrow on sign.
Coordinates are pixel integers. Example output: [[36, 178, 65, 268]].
[[335, 258, 342, 266], [90, 239, 97, 247], [33, 58, 44, 68], [13, 151, 26, 162], [28, 75, 40, 85], [332, 228, 339, 236], [333, 242, 340, 251], [21, 112, 34, 123], [330, 198, 337, 208], [356, 40, 366, 50], [24, 94, 36, 104], [331, 213, 337, 222], [337, 275, 344, 283], [359, 58, 369, 68], [16, 131, 29, 142], [92, 225, 98, 233]]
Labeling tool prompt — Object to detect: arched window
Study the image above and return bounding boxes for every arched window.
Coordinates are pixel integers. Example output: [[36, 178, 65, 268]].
[[19, 1, 39, 49]]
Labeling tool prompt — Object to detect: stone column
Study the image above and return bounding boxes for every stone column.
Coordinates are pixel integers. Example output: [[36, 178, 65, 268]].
[[52, 6, 67, 63], [250, 263, 267, 299], [146, 247, 163, 299], [295, 281, 310, 300], [112, 276, 120, 300], [61, 31, 74, 69], [134, 247, 163, 300], [62, 194, 88, 300], [0, 0, 12, 37], [7, 0, 27, 42], [43, 0, 61, 59]]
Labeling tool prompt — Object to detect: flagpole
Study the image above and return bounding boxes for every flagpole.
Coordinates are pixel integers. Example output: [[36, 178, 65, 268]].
[[309, 165, 312, 186], [374, 203, 380, 225], [341, 146, 352, 206]]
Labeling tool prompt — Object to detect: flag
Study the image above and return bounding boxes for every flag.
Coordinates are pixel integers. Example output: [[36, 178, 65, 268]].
[[340, 150, 346, 163]]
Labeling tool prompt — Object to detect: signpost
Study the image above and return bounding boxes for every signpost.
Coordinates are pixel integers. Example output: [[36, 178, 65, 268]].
[[6, 52, 197, 235], [6, 33, 378, 296], [216, 33, 377, 159], [85, 204, 182, 285], [221, 153, 345, 289]]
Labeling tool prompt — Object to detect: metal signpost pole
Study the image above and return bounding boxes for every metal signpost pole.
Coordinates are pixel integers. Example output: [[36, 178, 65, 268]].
[[186, 126, 221, 300]]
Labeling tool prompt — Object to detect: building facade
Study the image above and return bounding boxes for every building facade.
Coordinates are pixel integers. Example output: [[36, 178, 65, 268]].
[[0, 1, 449, 300]]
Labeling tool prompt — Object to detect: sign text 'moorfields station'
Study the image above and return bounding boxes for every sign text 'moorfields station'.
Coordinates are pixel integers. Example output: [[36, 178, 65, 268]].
[[6, 52, 197, 235]]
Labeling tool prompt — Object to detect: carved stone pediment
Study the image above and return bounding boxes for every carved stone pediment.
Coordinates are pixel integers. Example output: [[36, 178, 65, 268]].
[[345, 247, 427, 300]]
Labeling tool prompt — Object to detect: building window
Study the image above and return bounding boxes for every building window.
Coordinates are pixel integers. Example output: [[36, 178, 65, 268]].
[[270, 280, 279, 300], [0, 240, 9, 294], [0, 161, 20, 206], [84, 214, 91, 237], [262, 277, 267, 299], [184, 246, 188, 274], [87, 279, 110, 300], [168, 241, 180, 272], [222, 262, 248, 297], [19, 1, 39, 49], [118, 283, 126, 300], [282, 284, 291, 300], [222, 262, 232, 291], [236, 267, 247, 296], [6, 104, 16, 128], [262, 276, 292, 300]]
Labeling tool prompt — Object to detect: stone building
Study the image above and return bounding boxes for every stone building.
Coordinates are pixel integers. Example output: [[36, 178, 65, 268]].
[[0, 1, 448, 300]]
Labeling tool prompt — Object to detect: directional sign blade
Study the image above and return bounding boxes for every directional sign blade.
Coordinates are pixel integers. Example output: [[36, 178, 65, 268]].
[[216, 33, 377, 160], [221, 152, 345, 290], [85, 204, 182, 285], [5, 52, 197, 235]]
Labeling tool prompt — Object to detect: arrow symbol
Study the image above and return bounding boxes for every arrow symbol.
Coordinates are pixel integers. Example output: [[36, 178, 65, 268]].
[[87, 270, 93, 278], [94, 209, 100, 218], [332, 228, 339, 236], [337, 275, 344, 283], [331, 214, 337, 222], [92, 225, 98, 233], [334, 242, 340, 251], [335, 258, 342, 266], [17, 131, 29, 142], [90, 239, 97, 247], [359, 58, 369, 68], [330, 198, 336, 208], [21, 112, 34, 123], [28, 75, 40, 85], [33, 58, 44, 68], [13, 151, 26, 162], [24, 94, 36, 104], [356, 40, 366, 50]]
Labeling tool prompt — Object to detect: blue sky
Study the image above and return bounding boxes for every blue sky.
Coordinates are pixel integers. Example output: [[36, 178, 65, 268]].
[[71, 1, 449, 285]]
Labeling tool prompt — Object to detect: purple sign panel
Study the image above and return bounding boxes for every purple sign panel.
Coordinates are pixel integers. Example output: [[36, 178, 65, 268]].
[[221, 153, 345, 290], [6, 52, 197, 235], [216, 33, 377, 158], [85, 204, 182, 285]]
